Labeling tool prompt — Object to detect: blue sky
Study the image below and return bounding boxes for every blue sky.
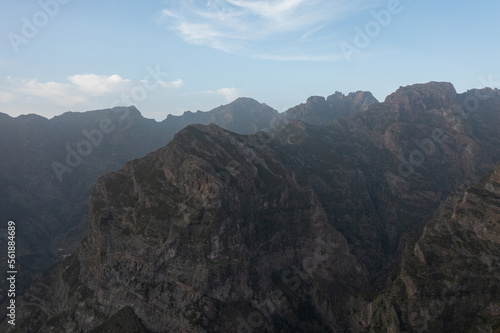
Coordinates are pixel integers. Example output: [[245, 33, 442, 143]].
[[1, 0, 499, 120]]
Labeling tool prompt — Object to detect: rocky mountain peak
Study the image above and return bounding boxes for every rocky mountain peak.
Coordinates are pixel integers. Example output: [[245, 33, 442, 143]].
[[228, 96, 265, 107], [327, 90, 377, 105], [164, 97, 279, 135], [384, 81, 457, 109], [306, 95, 326, 105], [285, 90, 377, 126]]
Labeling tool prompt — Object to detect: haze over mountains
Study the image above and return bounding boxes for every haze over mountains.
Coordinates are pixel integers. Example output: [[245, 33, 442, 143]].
[[0, 90, 376, 292], [2, 82, 500, 331]]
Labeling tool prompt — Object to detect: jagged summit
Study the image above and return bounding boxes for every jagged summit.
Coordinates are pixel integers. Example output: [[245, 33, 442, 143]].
[[164, 97, 279, 135], [0, 112, 50, 123], [285, 90, 377, 125], [227, 96, 266, 106], [384, 81, 457, 108]]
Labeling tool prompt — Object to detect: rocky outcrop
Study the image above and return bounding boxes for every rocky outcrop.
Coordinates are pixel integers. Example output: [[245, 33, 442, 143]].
[[384, 81, 457, 111], [284, 91, 378, 125]]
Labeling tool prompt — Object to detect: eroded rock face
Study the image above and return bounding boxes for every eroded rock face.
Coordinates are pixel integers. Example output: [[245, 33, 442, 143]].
[[15, 124, 366, 332], [86, 125, 369, 331], [9, 82, 500, 332], [363, 163, 500, 333]]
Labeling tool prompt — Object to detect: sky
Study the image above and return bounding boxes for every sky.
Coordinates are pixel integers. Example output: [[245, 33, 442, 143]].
[[1, 0, 499, 121]]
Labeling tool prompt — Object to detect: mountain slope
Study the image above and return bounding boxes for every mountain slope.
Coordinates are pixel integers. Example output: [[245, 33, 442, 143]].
[[0, 101, 280, 293], [13, 124, 364, 332], [361, 163, 500, 332]]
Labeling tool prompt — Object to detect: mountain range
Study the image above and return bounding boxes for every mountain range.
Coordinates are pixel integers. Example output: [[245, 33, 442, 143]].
[[0, 91, 375, 293], [2, 82, 500, 331]]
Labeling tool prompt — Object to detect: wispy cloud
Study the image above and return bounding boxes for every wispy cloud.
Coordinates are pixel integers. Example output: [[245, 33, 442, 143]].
[[9, 77, 87, 106], [67, 74, 132, 95], [0, 92, 15, 103], [142, 77, 185, 89], [158, 0, 380, 61], [301, 23, 327, 40], [254, 53, 345, 62], [160, 78, 184, 88], [216, 87, 239, 101], [194, 87, 241, 102], [5, 73, 184, 107]]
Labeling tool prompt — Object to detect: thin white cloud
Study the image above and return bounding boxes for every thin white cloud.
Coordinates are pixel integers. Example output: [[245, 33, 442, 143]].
[[161, 79, 184, 88], [159, 0, 381, 61], [216, 87, 239, 102], [5, 72, 177, 108], [301, 23, 326, 40], [67, 74, 132, 95], [142, 78, 184, 88], [12, 78, 87, 106], [254, 53, 345, 62], [175, 22, 244, 52], [0, 92, 15, 103], [161, 9, 184, 19], [226, 0, 306, 20], [195, 87, 241, 102]]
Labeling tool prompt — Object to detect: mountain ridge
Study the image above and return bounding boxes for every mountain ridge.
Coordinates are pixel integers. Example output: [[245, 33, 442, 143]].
[[0, 88, 378, 296]]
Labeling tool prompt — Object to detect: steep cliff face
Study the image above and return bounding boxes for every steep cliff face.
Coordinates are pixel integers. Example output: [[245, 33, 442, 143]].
[[14, 124, 365, 332], [361, 163, 500, 332]]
